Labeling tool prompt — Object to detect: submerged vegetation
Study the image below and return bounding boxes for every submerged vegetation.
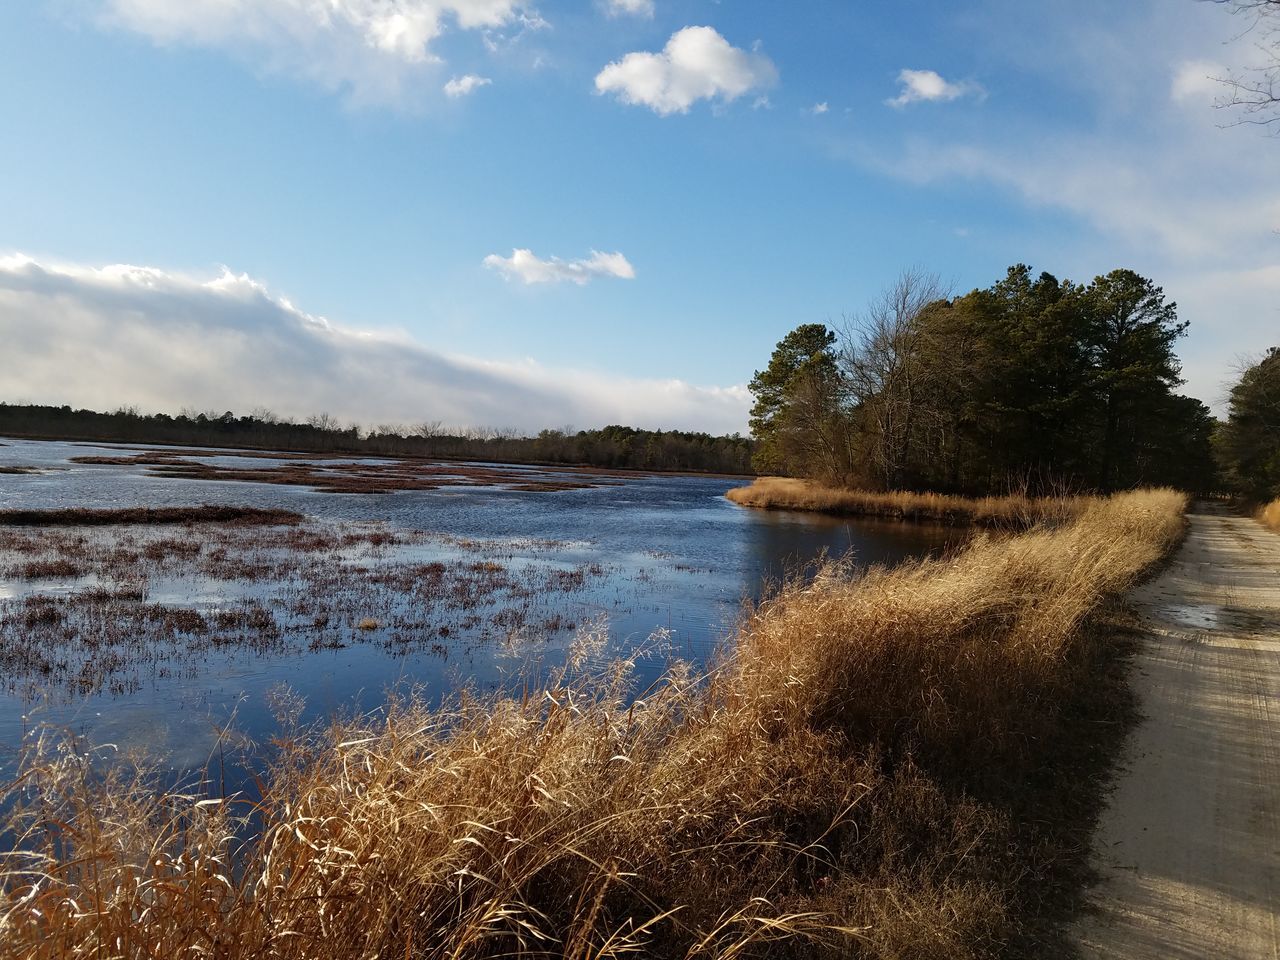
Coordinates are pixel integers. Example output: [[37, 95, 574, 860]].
[[66, 449, 634, 494], [0, 404, 755, 475], [0, 516, 614, 700], [726, 477, 1085, 529], [0, 489, 1186, 959], [0, 506, 303, 527]]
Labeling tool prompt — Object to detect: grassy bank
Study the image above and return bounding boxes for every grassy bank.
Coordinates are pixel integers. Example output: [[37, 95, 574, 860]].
[[726, 476, 1086, 528], [0, 490, 1186, 959], [1260, 498, 1280, 533]]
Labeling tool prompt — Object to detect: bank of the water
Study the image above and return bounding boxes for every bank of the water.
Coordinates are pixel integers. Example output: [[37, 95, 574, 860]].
[[0, 489, 1187, 959], [726, 476, 1086, 528]]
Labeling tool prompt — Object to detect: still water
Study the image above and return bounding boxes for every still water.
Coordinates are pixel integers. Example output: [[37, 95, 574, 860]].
[[0, 438, 953, 776]]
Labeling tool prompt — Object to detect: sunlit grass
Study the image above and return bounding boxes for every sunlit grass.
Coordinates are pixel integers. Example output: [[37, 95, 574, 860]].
[[726, 477, 1086, 528], [0, 490, 1187, 959], [1260, 498, 1280, 533]]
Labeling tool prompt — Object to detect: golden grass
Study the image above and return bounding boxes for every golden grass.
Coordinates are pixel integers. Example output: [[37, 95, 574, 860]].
[[726, 476, 1087, 528], [0, 490, 1187, 959], [1260, 498, 1280, 533]]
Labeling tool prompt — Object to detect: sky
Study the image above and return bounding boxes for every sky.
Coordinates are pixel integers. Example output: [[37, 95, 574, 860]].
[[0, 0, 1276, 434]]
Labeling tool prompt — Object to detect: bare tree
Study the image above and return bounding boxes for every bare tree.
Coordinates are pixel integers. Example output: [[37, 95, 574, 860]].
[[839, 269, 948, 490], [1207, 0, 1280, 127]]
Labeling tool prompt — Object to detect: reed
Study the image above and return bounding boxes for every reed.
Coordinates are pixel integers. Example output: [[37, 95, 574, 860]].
[[725, 476, 1086, 528], [0, 490, 1187, 959]]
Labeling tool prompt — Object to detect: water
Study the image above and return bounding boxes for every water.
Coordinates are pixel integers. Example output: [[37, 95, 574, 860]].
[[0, 438, 954, 777]]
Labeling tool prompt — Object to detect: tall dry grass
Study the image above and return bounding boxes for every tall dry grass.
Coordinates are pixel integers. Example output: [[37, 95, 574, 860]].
[[0, 490, 1187, 960], [1259, 498, 1280, 533], [726, 477, 1087, 528]]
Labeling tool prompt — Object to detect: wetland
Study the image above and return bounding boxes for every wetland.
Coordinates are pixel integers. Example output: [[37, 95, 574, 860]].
[[0, 438, 953, 779]]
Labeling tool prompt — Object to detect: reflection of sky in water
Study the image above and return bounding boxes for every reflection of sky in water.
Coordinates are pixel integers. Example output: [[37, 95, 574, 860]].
[[0, 437, 956, 780]]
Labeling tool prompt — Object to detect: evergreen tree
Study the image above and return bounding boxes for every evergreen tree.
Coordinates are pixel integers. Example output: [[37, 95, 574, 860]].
[[747, 324, 840, 475], [1083, 270, 1187, 490], [1218, 348, 1280, 499]]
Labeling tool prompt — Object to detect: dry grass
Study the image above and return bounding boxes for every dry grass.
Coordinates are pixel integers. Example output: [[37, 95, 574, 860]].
[[1259, 498, 1280, 533], [0, 490, 1187, 959], [726, 477, 1087, 529]]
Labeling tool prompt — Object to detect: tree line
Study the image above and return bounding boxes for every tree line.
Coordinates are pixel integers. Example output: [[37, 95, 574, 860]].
[[0, 404, 755, 475], [749, 265, 1217, 495], [1217, 347, 1280, 502]]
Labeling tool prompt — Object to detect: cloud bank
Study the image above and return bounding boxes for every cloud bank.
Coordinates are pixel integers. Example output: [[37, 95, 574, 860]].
[[483, 249, 636, 285], [594, 26, 777, 115], [0, 255, 747, 433], [95, 0, 532, 104]]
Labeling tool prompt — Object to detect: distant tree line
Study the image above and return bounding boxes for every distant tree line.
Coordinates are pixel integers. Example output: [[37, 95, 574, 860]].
[[1217, 347, 1280, 501], [750, 265, 1217, 495], [0, 404, 755, 475]]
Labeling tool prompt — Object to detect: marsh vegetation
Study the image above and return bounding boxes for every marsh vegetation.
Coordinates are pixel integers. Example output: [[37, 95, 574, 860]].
[[725, 477, 1086, 528], [0, 489, 1186, 958], [0, 515, 617, 702], [65, 448, 637, 494]]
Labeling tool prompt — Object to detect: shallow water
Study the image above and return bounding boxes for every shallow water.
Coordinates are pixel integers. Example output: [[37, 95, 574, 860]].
[[0, 437, 955, 777]]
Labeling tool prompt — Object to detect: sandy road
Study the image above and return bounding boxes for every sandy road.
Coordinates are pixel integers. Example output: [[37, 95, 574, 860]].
[[1073, 507, 1280, 959]]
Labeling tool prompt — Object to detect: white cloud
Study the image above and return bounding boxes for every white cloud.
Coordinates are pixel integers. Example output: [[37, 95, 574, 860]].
[[483, 249, 636, 285], [594, 26, 777, 115], [94, 0, 533, 104], [603, 0, 654, 18], [0, 254, 747, 433], [1171, 59, 1226, 104], [886, 69, 983, 108], [444, 73, 492, 97], [808, 101, 829, 115]]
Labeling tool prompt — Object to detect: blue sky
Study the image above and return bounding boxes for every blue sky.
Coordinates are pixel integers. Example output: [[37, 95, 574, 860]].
[[1, 0, 1276, 432]]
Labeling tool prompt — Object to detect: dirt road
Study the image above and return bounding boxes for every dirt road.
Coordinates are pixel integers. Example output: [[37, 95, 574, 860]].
[[1073, 508, 1280, 959]]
